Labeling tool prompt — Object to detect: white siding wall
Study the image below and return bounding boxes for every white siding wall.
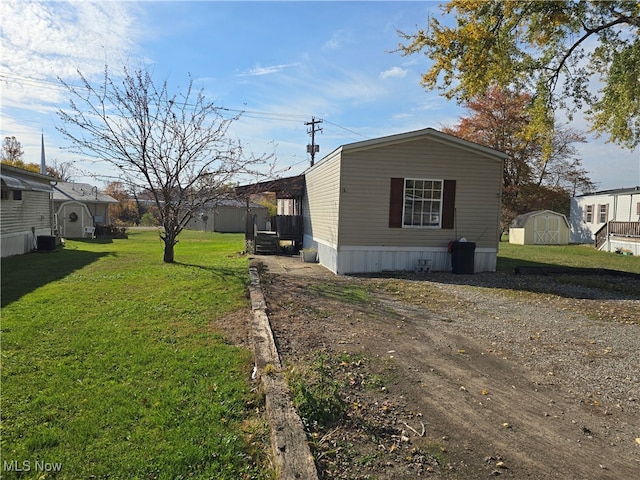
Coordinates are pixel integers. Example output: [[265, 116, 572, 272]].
[[1, 190, 52, 257], [570, 192, 640, 243], [306, 239, 497, 274]]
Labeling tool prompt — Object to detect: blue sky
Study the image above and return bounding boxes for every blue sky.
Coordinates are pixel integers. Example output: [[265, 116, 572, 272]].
[[1, 0, 638, 190]]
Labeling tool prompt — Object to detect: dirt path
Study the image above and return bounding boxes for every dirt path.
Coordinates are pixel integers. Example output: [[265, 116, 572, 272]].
[[255, 256, 640, 479]]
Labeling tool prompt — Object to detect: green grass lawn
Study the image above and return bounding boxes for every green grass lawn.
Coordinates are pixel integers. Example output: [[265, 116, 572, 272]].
[[497, 241, 640, 274], [1, 231, 271, 479]]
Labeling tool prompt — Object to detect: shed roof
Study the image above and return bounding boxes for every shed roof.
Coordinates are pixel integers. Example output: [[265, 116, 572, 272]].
[[511, 210, 569, 228], [52, 182, 118, 204], [236, 174, 305, 199], [202, 198, 265, 208]]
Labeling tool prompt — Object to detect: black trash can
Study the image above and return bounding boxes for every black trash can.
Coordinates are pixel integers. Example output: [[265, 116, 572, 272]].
[[451, 241, 475, 274], [37, 235, 57, 251]]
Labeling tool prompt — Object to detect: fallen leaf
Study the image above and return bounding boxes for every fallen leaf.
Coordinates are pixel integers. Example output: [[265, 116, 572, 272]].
[[481, 389, 490, 395]]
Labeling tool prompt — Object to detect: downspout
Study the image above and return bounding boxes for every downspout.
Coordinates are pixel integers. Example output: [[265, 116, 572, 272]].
[[50, 180, 58, 237]]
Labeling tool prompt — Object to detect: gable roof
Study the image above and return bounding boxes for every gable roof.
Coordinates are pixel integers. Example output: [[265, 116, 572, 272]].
[[511, 210, 569, 228], [52, 182, 118, 204], [313, 127, 508, 170]]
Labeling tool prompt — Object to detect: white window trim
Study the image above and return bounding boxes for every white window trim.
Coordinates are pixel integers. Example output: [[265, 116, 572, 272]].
[[402, 178, 443, 229]]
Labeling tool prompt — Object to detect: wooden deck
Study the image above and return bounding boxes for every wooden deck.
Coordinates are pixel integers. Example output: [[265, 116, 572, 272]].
[[246, 215, 303, 255], [595, 221, 640, 251]]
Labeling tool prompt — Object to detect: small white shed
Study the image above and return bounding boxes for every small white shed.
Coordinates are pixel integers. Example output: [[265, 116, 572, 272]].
[[509, 210, 570, 245]]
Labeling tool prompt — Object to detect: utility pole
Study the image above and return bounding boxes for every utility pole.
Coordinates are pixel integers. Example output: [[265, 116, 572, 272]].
[[305, 117, 322, 167]]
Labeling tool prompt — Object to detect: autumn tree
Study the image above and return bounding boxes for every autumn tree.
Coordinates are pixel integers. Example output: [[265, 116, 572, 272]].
[[397, 0, 640, 148], [104, 181, 140, 225], [1, 136, 40, 172], [57, 65, 274, 263], [442, 87, 594, 232]]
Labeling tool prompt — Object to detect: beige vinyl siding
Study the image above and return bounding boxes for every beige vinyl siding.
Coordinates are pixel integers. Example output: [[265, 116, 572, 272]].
[[337, 137, 502, 249], [304, 151, 342, 247]]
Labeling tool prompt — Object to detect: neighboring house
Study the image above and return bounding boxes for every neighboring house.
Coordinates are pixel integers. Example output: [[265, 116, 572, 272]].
[[569, 186, 640, 253], [185, 198, 268, 233], [1, 164, 55, 257], [238, 128, 506, 274], [52, 182, 118, 239], [509, 210, 570, 245]]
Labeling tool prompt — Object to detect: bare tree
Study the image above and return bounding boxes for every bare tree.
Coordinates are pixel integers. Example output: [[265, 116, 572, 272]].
[[46, 159, 75, 181], [57, 65, 274, 262]]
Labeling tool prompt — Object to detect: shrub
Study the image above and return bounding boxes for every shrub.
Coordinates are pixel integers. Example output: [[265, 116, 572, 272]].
[[95, 224, 128, 238]]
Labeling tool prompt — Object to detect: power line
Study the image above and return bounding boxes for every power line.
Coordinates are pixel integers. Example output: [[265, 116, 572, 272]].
[[323, 119, 368, 140], [2, 72, 372, 150]]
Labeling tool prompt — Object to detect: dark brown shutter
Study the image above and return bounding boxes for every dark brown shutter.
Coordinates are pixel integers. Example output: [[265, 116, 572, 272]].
[[441, 180, 456, 229], [389, 178, 404, 228]]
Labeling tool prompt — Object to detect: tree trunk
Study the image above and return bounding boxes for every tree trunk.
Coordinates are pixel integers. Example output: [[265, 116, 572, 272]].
[[163, 241, 175, 263], [162, 228, 176, 263]]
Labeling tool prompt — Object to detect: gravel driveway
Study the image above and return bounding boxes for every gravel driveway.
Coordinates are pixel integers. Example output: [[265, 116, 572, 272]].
[[256, 255, 640, 479]]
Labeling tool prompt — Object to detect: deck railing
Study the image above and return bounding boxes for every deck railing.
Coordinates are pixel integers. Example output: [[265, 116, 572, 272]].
[[273, 215, 303, 240], [594, 221, 640, 250]]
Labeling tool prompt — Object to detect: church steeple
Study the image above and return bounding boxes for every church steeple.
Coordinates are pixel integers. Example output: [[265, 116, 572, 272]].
[[40, 131, 46, 175]]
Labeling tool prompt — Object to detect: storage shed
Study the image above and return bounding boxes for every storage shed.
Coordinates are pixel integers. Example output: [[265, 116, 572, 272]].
[[52, 182, 118, 238], [509, 210, 570, 245]]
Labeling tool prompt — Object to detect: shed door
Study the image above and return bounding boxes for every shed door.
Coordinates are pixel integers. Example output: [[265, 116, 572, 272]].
[[534, 215, 560, 244]]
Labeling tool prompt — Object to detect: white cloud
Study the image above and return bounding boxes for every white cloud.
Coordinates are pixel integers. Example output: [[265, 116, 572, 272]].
[[1, 0, 141, 105], [236, 63, 301, 77], [0, 0, 143, 184], [380, 66, 408, 79]]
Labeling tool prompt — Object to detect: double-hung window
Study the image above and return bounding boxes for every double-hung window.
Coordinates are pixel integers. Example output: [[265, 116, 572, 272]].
[[389, 177, 456, 229], [403, 179, 442, 227], [585, 205, 593, 223], [598, 204, 608, 223]]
